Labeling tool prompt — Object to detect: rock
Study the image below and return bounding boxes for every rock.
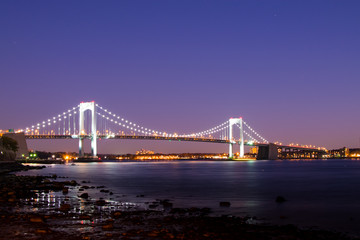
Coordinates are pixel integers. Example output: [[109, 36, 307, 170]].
[[79, 193, 89, 199], [219, 201, 231, 207], [113, 211, 122, 218], [161, 200, 173, 208], [30, 216, 44, 223], [102, 223, 114, 230], [276, 196, 287, 203], [35, 229, 49, 234], [79, 215, 92, 220], [62, 187, 69, 194], [96, 199, 106, 206], [59, 203, 71, 212]]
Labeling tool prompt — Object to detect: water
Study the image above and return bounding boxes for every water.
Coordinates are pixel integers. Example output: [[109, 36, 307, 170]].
[[18, 159, 360, 234]]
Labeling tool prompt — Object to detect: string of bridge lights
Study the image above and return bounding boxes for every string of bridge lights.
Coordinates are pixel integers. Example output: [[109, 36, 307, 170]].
[[96, 112, 160, 136], [242, 121, 268, 143], [24, 105, 80, 133], [243, 130, 258, 142], [20, 103, 270, 144], [180, 121, 229, 137], [234, 123, 267, 143], [96, 104, 230, 138], [96, 104, 170, 136]]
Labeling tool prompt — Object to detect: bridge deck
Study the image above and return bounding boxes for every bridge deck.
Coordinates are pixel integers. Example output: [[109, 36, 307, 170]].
[[24, 134, 323, 151]]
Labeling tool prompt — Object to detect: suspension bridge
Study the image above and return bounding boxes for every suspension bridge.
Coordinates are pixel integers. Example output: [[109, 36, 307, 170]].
[[4, 101, 326, 159]]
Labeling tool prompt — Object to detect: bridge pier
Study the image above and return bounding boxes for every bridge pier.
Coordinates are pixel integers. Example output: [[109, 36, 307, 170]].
[[257, 143, 278, 160], [228, 118, 244, 158], [229, 142, 233, 158], [79, 101, 97, 157]]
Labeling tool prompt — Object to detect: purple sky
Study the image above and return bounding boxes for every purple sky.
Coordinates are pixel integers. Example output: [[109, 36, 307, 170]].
[[1, 1, 360, 154]]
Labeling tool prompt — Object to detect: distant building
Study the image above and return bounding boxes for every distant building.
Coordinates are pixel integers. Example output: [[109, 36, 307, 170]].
[[349, 148, 360, 157], [329, 147, 349, 158], [249, 147, 258, 154], [135, 149, 155, 155]]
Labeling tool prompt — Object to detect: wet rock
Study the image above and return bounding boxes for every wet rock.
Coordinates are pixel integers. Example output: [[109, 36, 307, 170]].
[[220, 201, 231, 207], [96, 199, 106, 206], [276, 196, 287, 203], [113, 211, 122, 218], [136, 194, 145, 197], [96, 185, 105, 189], [59, 203, 71, 212], [100, 189, 109, 193], [79, 193, 89, 199], [160, 199, 173, 208], [62, 187, 69, 194], [102, 223, 114, 230], [30, 216, 44, 223], [8, 197, 16, 202], [35, 229, 50, 234], [70, 180, 77, 186], [79, 215, 92, 220]]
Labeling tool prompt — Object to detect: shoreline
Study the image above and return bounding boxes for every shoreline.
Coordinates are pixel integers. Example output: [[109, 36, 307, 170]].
[[1, 162, 359, 239]]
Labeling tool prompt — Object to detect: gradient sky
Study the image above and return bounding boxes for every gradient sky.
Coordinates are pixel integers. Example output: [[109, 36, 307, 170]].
[[1, 1, 360, 154]]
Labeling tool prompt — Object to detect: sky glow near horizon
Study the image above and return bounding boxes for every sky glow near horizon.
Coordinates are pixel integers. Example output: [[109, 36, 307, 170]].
[[1, 1, 360, 153]]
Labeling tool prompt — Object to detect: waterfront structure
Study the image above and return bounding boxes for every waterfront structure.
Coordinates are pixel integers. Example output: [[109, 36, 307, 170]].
[[1, 101, 326, 159], [0, 132, 29, 159], [329, 147, 349, 158]]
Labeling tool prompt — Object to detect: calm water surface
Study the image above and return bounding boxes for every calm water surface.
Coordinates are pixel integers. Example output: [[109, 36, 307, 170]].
[[19, 159, 360, 234]]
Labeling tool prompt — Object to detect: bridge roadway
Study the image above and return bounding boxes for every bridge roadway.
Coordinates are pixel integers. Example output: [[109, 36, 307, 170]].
[[24, 134, 323, 152], [25, 134, 239, 144]]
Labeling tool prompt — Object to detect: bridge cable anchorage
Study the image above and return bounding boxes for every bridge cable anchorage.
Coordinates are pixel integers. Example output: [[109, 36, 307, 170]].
[[236, 122, 268, 143], [23, 105, 80, 135]]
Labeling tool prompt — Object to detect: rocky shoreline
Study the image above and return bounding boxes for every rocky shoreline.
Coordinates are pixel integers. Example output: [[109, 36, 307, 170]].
[[0, 162, 358, 240]]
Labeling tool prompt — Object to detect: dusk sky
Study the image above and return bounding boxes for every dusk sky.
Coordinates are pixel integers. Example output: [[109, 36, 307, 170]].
[[1, 1, 360, 153]]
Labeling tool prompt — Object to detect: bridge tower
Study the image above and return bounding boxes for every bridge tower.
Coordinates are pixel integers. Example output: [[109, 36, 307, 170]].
[[228, 118, 244, 158], [79, 101, 97, 157]]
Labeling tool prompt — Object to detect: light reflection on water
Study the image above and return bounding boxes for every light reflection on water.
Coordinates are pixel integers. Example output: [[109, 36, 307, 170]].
[[19, 159, 360, 234]]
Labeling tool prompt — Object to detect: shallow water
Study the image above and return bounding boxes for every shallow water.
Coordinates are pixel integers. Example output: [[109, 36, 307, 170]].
[[18, 159, 360, 234]]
